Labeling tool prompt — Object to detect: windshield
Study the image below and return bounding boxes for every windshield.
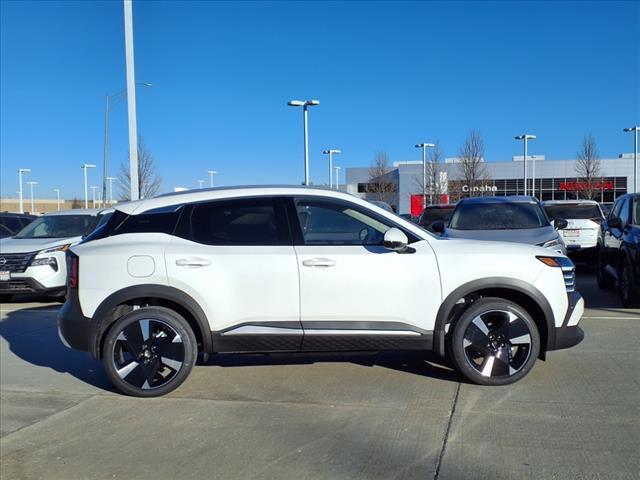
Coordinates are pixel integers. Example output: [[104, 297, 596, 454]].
[[420, 208, 455, 225], [544, 204, 602, 220], [449, 202, 548, 230], [14, 214, 100, 239]]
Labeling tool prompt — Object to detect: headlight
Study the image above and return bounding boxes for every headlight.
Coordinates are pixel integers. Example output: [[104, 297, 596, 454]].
[[30, 257, 59, 271], [38, 244, 71, 255], [540, 239, 561, 249]]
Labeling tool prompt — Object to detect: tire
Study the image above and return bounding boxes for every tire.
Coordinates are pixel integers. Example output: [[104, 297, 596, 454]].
[[450, 297, 540, 386], [596, 249, 614, 289], [619, 261, 640, 308], [103, 306, 197, 397], [0, 294, 13, 303]]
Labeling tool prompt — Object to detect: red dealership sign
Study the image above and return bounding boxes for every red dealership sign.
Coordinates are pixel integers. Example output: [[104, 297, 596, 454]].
[[559, 181, 613, 191]]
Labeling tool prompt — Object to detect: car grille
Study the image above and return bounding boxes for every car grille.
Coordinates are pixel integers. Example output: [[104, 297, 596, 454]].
[[0, 279, 36, 293], [562, 264, 576, 293], [0, 252, 37, 273]]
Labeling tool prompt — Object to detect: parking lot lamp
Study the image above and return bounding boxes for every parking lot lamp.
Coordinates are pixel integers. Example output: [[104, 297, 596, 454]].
[[106, 176, 116, 205], [288, 99, 320, 185], [323, 149, 341, 188], [90, 186, 99, 208], [624, 127, 639, 193], [81, 164, 96, 208], [415, 143, 435, 207], [18, 168, 31, 213], [515, 135, 536, 195], [53, 189, 61, 211], [26, 181, 37, 213], [334, 165, 341, 190], [207, 170, 218, 188], [197, 180, 204, 189]]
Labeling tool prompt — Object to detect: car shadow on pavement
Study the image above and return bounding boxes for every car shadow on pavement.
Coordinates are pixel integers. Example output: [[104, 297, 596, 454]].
[[0, 304, 113, 391], [206, 350, 463, 383]]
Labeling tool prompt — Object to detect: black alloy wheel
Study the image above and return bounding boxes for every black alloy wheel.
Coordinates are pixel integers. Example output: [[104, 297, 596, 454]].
[[451, 298, 540, 386], [619, 261, 640, 308], [103, 307, 197, 397]]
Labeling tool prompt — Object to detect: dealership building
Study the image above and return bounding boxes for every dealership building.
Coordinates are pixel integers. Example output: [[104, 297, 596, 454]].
[[344, 154, 636, 215]]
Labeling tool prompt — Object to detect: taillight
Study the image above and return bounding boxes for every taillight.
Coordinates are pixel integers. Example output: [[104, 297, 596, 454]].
[[67, 251, 79, 288], [590, 217, 603, 225]]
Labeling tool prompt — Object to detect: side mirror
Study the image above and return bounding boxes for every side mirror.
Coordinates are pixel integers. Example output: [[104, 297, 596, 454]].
[[554, 218, 568, 230], [431, 221, 445, 234], [383, 228, 409, 252], [608, 216, 622, 229]]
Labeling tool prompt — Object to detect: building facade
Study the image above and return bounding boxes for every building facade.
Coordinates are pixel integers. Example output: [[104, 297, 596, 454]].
[[345, 154, 635, 215]]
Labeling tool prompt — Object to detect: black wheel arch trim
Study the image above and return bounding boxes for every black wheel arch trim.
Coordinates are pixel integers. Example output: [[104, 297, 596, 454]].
[[88, 284, 212, 359], [433, 277, 557, 357]]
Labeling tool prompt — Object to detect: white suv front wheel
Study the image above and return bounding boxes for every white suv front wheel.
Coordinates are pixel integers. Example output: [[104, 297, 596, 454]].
[[451, 298, 540, 386], [103, 307, 197, 397]]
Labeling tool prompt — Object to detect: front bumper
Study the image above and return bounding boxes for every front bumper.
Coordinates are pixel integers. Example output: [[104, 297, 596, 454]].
[[547, 291, 585, 351], [0, 276, 64, 295]]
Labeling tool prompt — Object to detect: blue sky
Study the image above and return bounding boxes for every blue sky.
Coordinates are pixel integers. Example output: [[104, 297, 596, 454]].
[[1, 0, 638, 199]]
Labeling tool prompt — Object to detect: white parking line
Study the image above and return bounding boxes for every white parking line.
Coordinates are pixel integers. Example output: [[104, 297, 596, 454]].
[[583, 316, 639, 320]]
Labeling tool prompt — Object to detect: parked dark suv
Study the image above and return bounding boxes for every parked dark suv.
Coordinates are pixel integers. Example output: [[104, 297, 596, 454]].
[[596, 193, 640, 307]]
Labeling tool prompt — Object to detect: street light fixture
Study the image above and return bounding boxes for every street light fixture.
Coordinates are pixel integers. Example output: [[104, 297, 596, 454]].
[[515, 134, 536, 196], [624, 127, 639, 193], [333, 165, 341, 190], [103, 82, 153, 202], [106, 176, 116, 205], [53, 188, 61, 211], [197, 180, 204, 189], [81, 164, 96, 208], [322, 149, 341, 188], [288, 99, 320, 185], [415, 143, 435, 207], [90, 186, 99, 208], [17, 168, 31, 213], [207, 170, 218, 188], [26, 181, 38, 213]]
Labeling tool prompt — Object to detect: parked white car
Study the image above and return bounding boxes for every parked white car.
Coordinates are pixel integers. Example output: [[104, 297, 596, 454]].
[[0, 209, 110, 301], [58, 187, 584, 397], [542, 200, 604, 262]]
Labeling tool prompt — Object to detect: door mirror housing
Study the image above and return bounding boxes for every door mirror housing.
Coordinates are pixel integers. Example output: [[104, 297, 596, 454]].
[[554, 218, 568, 230], [383, 228, 409, 252], [608, 216, 622, 229], [431, 221, 445, 234]]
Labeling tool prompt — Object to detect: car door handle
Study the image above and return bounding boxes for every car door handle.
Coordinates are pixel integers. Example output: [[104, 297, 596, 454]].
[[302, 258, 336, 268], [175, 258, 211, 268]]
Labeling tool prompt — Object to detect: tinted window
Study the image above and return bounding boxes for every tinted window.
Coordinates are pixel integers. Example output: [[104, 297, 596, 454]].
[[116, 210, 180, 235], [544, 204, 602, 220], [419, 208, 455, 226], [450, 202, 548, 230], [0, 216, 23, 233], [14, 215, 100, 239], [295, 199, 391, 245], [186, 199, 286, 246], [619, 198, 630, 226], [610, 197, 624, 219]]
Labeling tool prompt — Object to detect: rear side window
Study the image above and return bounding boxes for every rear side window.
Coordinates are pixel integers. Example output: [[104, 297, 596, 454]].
[[181, 198, 289, 246], [116, 209, 181, 235]]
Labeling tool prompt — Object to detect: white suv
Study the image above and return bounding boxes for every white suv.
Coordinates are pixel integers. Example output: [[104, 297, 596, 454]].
[[58, 187, 584, 397]]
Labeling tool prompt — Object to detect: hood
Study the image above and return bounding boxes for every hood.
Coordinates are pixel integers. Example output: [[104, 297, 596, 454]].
[[0, 236, 82, 254], [432, 236, 555, 257], [444, 225, 557, 246]]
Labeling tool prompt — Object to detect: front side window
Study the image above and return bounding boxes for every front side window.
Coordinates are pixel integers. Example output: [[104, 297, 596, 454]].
[[618, 198, 630, 226], [450, 202, 548, 230], [14, 215, 99, 239], [186, 198, 287, 246], [295, 199, 391, 245]]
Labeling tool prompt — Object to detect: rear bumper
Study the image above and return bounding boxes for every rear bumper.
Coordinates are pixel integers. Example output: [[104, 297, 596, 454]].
[[57, 288, 91, 352]]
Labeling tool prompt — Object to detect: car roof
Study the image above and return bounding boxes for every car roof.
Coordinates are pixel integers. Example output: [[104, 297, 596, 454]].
[[542, 200, 599, 205], [458, 195, 538, 205], [116, 185, 366, 215], [424, 204, 456, 209], [42, 208, 106, 217], [0, 212, 36, 217]]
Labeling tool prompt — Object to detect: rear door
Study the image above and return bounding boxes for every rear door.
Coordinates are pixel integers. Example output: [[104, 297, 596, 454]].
[[165, 197, 302, 352]]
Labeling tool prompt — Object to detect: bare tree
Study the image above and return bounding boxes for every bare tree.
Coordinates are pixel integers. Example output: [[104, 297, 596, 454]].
[[366, 150, 396, 205], [454, 129, 490, 200], [575, 134, 602, 200], [117, 136, 163, 200]]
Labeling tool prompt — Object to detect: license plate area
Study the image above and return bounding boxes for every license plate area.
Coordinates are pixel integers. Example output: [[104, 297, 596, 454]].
[[0, 271, 10, 281], [563, 229, 579, 237]]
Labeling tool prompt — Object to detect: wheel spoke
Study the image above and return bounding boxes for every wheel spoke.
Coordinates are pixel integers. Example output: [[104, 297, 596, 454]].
[[122, 322, 144, 357], [161, 356, 183, 372], [471, 315, 490, 336], [155, 340, 184, 360], [143, 358, 161, 389], [116, 360, 139, 379], [506, 317, 530, 342], [480, 355, 495, 377], [121, 362, 147, 388], [492, 351, 510, 376]]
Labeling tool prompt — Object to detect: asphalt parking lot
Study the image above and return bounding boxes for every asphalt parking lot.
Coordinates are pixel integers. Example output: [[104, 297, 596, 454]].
[[1, 271, 638, 480]]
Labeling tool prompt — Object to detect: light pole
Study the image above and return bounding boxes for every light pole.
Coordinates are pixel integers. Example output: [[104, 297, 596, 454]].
[[334, 165, 341, 190], [197, 180, 204, 189], [415, 143, 435, 207], [90, 186, 99, 208], [53, 189, 61, 211], [17, 168, 31, 213], [207, 170, 218, 188], [26, 181, 37, 213], [323, 149, 341, 188], [624, 127, 639, 193], [103, 82, 152, 202], [515, 134, 536, 196], [106, 176, 116, 205], [81, 164, 96, 208], [288, 99, 320, 185]]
